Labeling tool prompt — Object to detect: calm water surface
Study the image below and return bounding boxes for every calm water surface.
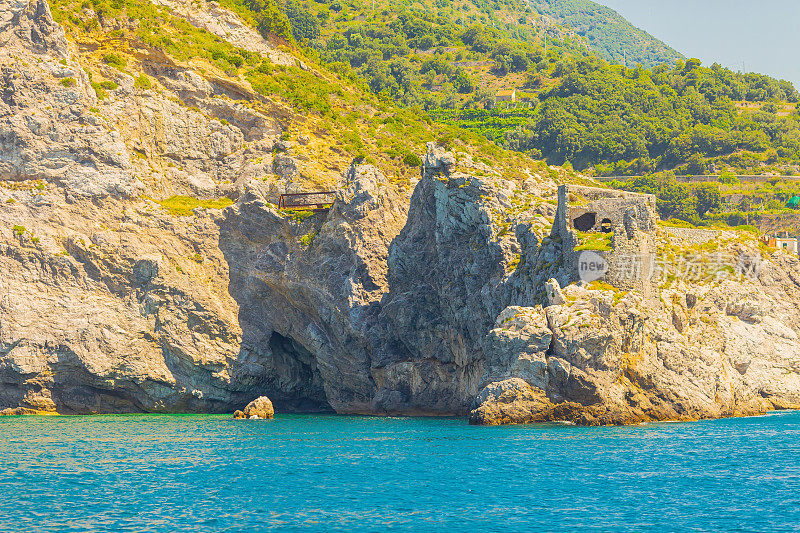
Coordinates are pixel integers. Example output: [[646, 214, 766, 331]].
[[1, 411, 798, 532]]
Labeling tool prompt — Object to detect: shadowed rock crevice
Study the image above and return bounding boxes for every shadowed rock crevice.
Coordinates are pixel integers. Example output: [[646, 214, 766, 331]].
[[264, 331, 333, 412]]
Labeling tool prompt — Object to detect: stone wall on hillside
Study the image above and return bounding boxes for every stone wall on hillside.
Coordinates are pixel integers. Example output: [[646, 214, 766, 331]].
[[551, 184, 657, 292]]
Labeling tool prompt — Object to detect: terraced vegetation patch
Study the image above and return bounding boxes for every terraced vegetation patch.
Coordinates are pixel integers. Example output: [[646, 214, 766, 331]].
[[152, 196, 234, 216], [575, 230, 612, 251]]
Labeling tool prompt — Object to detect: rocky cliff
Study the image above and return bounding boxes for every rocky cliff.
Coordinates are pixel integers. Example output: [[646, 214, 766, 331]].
[[1, 0, 799, 424]]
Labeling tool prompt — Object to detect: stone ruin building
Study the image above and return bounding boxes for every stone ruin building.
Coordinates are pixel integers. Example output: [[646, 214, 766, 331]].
[[551, 184, 659, 293]]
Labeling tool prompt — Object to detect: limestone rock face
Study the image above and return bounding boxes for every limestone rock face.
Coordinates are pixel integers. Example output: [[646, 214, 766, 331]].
[[471, 259, 800, 425], [243, 396, 274, 419], [545, 279, 566, 306], [469, 379, 550, 426], [482, 307, 551, 390], [0, 0, 305, 414], [1, 0, 800, 425], [469, 378, 607, 426], [152, 0, 298, 67], [0, 0, 140, 198]]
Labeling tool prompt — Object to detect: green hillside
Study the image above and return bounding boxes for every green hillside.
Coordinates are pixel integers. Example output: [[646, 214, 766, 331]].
[[49, 0, 547, 194], [257, 0, 800, 176], [60, 0, 800, 179], [496, 57, 800, 175], [530, 0, 683, 68]]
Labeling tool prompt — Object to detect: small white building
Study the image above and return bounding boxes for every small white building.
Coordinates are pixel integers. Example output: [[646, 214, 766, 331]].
[[495, 89, 516, 103], [769, 236, 799, 255]]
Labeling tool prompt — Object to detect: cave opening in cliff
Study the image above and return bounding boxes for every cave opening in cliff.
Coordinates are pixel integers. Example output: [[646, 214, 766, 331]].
[[266, 331, 334, 413], [573, 212, 596, 231]]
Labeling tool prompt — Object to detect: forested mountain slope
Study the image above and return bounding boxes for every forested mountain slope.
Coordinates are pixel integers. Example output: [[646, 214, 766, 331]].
[[217, 0, 800, 177], [499, 56, 800, 175], [529, 0, 683, 68]]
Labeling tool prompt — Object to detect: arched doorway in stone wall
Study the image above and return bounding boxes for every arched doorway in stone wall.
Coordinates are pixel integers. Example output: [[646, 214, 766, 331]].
[[573, 212, 596, 231]]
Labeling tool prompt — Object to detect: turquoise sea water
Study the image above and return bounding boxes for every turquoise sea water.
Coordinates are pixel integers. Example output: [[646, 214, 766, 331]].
[[1, 412, 799, 532]]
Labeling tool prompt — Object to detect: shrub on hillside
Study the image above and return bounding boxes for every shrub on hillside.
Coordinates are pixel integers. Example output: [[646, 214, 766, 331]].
[[403, 153, 422, 167]]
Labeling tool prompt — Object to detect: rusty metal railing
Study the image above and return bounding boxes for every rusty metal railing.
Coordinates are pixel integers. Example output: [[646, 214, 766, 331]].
[[278, 191, 335, 211]]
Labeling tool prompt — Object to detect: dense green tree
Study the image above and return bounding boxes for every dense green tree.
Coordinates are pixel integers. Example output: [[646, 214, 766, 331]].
[[453, 68, 476, 93], [718, 171, 739, 184], [284, 0, 320, 41], [685, 153, 707, 175], [460, 24, 498, 53], [624, 173, 698, 221], [230, 0, 292, 41], [495, 54, 800, 171], [693, 183, 721, 216]]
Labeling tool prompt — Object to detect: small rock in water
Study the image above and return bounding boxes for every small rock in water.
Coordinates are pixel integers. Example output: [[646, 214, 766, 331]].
[[232, 410, 246, 419], [242, 396, 274, 419], [249, 415, 260, 420]]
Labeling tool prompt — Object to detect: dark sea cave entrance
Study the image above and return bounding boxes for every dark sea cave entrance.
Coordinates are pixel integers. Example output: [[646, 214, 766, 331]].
[[265, 331, 335, 413]]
